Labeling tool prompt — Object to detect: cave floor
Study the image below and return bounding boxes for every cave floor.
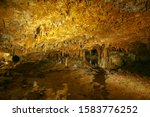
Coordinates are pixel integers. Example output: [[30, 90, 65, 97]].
[[0, 61, 150, 100]]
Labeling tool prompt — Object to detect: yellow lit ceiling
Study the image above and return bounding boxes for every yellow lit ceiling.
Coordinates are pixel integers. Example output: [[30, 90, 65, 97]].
[[0, 0, 150, 54]]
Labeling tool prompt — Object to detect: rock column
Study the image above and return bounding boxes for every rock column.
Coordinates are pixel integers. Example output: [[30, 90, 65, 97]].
[[82, 50, 86, 62], [89, 50, 92, 64], [100, 45, 109, 69], [97, 48, 101, 67], [65, 56, 68, 67]]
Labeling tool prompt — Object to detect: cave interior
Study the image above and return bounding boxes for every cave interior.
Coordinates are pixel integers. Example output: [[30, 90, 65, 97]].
[[0, 0, 150, 100]]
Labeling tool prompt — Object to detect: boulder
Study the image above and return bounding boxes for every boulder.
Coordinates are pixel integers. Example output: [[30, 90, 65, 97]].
[[109, 53, 124, 69]]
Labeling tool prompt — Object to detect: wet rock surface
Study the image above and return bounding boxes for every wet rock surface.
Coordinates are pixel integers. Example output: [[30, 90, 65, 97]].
[[0, 58, 150, 100]]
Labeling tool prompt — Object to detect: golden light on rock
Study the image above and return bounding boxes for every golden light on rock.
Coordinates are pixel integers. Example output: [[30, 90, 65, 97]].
[[0, 0, 150, 100]]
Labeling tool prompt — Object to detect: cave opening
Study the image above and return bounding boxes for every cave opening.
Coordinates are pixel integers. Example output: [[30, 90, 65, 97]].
[[91, 49, 98, 66]]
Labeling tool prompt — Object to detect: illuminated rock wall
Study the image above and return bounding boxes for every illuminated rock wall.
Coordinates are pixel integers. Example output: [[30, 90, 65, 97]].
[[0, 0, 150, 63]]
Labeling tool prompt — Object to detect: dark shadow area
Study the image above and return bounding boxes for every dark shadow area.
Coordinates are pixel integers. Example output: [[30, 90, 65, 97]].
[[91, 49, 98, 65], [0, 0, 7, 4], [122, 61, 150, 77], [121, 41, 150, 77], [93, 67, 108, 99], [85, 50, 90, 63]]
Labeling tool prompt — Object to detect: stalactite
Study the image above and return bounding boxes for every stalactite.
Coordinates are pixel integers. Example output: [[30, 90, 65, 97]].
[[79, 49, 83, 58], [56, 53, 59, 62], [97, 48, 101, 67], [82, 49, 86, 61], [107, 46, 111, 69], [60, 51, 64, 64], [59, 52, 62, 64], [12, 47, 15, 56], [62, 51, 65, 58], [76, 50, 78, 58], [58, 52, 61, 63], [72, 50, 75, 58], [44, 44, 47, 53], [74, 50, 77, 59], [65, 56, 68, 67], [2, 19, 5, 28]]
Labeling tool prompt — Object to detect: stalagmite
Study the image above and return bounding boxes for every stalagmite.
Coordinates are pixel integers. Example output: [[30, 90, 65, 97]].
[[65, 56, 68, 67]]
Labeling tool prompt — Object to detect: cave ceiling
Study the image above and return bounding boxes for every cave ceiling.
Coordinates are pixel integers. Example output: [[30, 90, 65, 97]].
[[0, 0, 150, 55]]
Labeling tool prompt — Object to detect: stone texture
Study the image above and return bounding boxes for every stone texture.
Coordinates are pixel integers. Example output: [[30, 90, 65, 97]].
[[0, 0, 149, 69]]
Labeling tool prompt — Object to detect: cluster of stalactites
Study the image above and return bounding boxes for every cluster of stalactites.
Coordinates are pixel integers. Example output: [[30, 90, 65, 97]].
[[47, 43, 126, 69]]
